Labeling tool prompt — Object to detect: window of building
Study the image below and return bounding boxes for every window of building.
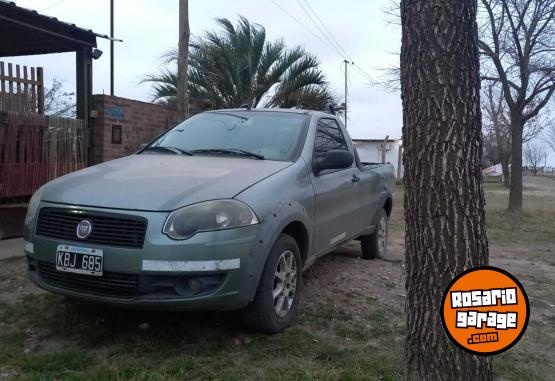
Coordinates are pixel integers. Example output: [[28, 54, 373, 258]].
[[111, 124, 122, 144]]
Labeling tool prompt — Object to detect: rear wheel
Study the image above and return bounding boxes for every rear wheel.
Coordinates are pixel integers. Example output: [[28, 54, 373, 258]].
[[243, 234, 302, 333], [361, 209, 388, 260]]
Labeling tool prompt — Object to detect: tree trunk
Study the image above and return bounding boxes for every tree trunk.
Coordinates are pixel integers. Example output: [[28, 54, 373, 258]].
[[501, 158, 510, 188], [508, 117, 523, 212], [176, 0, 190, 121], [400, 0, 492, 380], [492, 114, 510, 189]]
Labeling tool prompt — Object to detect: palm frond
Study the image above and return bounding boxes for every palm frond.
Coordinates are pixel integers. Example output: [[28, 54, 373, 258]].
[[143, 16, 338, 112]]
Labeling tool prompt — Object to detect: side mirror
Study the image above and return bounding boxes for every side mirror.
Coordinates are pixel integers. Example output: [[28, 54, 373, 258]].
[[313, 149, 354, 175]]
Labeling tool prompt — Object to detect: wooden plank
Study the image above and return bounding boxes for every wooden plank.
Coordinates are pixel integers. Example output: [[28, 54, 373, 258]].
[[0, 62, 5, 111], [23, 66, 29, 113], [15, 65, 21, 113], [0, 110, 4, 161], [0, 74, 42, 86], [1, 112, 87, 198], [0, 62, 44, 114], [0, 203, 29, 208], [37, 67, 44, 114], [30, 68, 37, 113], [7, 63, 13, 112]]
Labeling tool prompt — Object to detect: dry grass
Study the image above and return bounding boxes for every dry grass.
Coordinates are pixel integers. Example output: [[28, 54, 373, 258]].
[[0, 176, 553, 380]]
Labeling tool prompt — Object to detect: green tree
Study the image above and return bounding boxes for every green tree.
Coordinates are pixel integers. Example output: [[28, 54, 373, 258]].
[[144, 16, 338, 112]]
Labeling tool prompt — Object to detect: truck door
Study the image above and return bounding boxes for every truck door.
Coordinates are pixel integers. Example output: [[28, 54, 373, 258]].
[[310, 118, 360, 255]]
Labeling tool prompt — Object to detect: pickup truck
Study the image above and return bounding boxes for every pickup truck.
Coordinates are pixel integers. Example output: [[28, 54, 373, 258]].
[[24, 108, 395, 333]]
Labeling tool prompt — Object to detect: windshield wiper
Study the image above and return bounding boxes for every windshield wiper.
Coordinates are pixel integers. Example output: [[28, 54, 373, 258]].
[[192, 148, 265, 160], [209, 112, 250, 121], [142, 146, 193, 156]]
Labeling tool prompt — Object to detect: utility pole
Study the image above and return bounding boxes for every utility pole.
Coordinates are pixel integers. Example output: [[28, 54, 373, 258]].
[[344, 59, 348, 129], [110, 0, 114, 96], [177, 0, 190, 120]]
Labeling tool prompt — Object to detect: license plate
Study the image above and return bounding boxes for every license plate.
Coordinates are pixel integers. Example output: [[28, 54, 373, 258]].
[[55, 245, 104, 276]]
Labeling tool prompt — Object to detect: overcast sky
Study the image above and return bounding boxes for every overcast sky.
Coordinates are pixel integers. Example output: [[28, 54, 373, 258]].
[[7, 0, 402, 140], [5, 0, 555, 165]]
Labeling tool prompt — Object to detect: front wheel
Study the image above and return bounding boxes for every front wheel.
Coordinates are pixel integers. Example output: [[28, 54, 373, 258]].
[[243, 234, 302, 333], [360, 209, 388, 260]]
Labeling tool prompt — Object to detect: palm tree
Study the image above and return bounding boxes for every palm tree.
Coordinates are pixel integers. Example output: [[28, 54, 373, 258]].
[[143, 16, 338, 112]]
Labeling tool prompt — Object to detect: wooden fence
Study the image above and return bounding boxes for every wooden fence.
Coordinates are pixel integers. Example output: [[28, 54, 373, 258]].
[[0, 62, 45, 114], [0, 111, 85, 200]]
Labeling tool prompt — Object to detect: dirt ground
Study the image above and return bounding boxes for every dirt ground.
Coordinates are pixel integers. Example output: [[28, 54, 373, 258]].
[[0, 176, 553, 380]]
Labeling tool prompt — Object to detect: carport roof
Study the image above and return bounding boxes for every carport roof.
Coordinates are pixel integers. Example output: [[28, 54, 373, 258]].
[[0, 0, 100, 57]]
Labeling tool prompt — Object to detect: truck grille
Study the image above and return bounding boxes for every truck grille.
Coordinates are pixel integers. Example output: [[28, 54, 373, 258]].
[[36, 208, 147, 249], [38, 261, 139, 299]]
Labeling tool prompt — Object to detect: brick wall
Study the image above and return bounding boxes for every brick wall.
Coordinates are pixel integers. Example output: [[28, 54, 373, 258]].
[[92, 95, 177, 163]]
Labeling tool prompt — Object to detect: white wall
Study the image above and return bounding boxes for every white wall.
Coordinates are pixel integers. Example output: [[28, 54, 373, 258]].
[[354, 140, 403, 178]]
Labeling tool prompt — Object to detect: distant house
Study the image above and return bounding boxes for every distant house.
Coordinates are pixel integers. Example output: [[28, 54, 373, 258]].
[[353, 139, 403, 179]]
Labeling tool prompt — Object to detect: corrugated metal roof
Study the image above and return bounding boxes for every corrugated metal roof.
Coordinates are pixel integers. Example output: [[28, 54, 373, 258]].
[[1, 0, 95, 33], [0, 0, 115, 56], [0, 0, 111, 41]]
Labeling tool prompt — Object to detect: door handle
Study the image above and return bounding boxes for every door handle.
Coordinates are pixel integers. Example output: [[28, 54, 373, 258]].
[[352, 174, 361, 183]]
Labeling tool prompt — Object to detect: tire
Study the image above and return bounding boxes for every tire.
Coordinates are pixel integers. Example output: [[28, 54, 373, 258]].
[[243, 234, 302, 333], [361, 209, 388, 260]]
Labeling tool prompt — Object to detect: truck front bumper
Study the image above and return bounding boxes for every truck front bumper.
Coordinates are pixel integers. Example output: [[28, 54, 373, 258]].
[[25, 203, 262, 311]]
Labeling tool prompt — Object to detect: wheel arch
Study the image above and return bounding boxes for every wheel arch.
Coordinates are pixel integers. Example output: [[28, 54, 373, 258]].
[[383, 196, 393, 217], [281, 220, 309, 265], [238, 200, 312, 306], [371, 190, 393, 227]]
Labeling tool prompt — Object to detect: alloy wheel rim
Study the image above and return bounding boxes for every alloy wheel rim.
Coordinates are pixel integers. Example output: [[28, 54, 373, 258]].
[[273, 250, 297, 318]]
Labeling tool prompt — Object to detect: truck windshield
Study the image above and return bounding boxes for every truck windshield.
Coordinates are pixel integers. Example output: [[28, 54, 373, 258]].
[[147, 111, 309, 162]]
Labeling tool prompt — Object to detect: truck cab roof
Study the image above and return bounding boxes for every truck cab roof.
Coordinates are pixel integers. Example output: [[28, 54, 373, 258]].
[[208, 108, 337, 119]]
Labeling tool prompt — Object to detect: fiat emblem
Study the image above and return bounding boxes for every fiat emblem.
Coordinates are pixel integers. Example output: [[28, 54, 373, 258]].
[[76, 220, 93, 239]]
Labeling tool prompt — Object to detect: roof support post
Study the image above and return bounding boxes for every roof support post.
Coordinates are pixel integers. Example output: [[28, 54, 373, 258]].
[[76, 47, 93, 166]]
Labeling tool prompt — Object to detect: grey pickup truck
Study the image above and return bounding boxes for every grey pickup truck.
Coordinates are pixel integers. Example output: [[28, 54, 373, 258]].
[[24, 108, 394, 333]]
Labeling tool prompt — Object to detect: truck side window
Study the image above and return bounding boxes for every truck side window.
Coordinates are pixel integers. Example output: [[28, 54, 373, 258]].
[[313, 119, 349, 161]]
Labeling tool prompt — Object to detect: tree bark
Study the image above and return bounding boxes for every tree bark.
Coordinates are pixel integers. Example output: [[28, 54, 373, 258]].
[[400, 0, 492, 380], [491, 107, 510, 189], [508, 117, 523, 212], [176, 0, 190, 121], [501, 159, 510, 188]]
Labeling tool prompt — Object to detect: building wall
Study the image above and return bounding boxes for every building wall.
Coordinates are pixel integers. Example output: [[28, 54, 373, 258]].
[[353, 139, 404, 178], [92, 95, 176, 163]]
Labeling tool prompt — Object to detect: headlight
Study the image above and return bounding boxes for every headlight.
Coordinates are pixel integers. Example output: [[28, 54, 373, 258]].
[[25, 186, 43, 226], [163, 200, 259, 240]]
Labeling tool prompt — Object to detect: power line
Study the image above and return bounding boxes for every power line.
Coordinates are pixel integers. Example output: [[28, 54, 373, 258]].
[[296, 0, 347, 60], [344, 59, 349, 128], [295, 0, 376, 83], [41, 0, 66, 12], [270, 0, 376, 112], [269, 0, 337, 51], [301, 0, 351, 60], [271, 0, 355, 68], [352, 64, 375, 83]]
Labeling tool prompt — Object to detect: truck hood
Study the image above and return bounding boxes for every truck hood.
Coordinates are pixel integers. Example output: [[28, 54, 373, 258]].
[[41, 155, 291, 211]]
